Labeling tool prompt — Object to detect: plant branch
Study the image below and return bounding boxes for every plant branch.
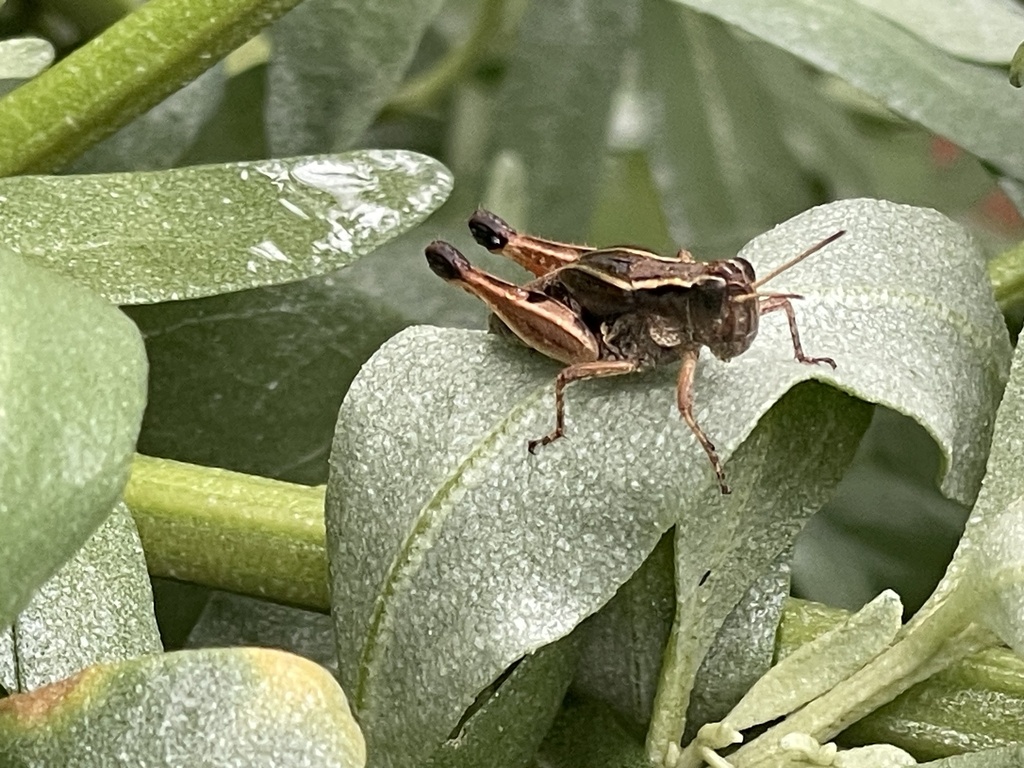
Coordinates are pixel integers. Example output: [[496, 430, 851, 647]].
[[0, 0, 304, 175], [384, 0, 506, 115], [124, 454, 328, 610]]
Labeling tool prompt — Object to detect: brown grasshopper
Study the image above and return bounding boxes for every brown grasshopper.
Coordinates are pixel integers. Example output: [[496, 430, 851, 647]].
[[425, 211, 843, 494]]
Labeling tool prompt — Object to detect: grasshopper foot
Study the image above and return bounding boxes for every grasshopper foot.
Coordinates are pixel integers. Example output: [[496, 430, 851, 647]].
[[528, 430, 563, 454], [798, 354, 837, 370]]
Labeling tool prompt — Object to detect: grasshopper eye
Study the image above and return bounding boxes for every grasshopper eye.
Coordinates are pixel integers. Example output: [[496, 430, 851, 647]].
[[424, 240, 470, 281], [468, 209, 512, 251], [735, 257, 756, 283]]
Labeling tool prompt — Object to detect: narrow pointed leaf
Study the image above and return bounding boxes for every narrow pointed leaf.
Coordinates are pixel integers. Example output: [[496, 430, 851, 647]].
[[0, 503, 160, 693], [0, 249, 147, 631], [0, 648, 365, 767], [912, 342, 1024, 653], [0, 150, 452, 304], [849, 0, 1024, 65], [266, 0, 442, 154], [490, 0, 638, 240], [642, 3, 817, 254], [671, 0, 1024, 182], [326, 199, 1009, 767]]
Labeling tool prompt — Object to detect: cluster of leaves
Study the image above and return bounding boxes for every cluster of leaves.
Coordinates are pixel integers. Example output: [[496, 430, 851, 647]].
[[0, 0, 1023, 766]]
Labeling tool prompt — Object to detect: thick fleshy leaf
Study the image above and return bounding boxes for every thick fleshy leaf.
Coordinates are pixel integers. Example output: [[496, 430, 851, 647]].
[[573, 533, 675, 730], [0, 503, 160, 693], [186, 591, 337, 675], [682, 559, 791, 740], [921, 746, 1024, 767], [536, 696, 650, 768], [425, 635, 578, 768], [671, 0, 1024, 182], [68, 66, 227, 174], [128, 273, 409, 485], [0, 37, 53, 96], [641, 3, 817, 254], [850, 0, 1024, 64], [0, 149, 452, 304], [912, 342, 1024, 653], [0, 249, 147, 631], [0, 648, 365, 767], [327, 199, 1009, 766], [489, 0, 639, 240], [266, 0, 442, 154]]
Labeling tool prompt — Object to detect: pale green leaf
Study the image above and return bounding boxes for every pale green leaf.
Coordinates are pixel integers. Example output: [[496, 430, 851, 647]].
[[186, 591, 337, 675], [128, 274, 409, 484], [0, 250, 147, 631], [914, 342, 1024, 653], [0, 503, 160, 693], [0, 149, 452, 304], [0, 37, 53, 96], [671, 0, 1024, 182], [266, 0, 443, 154], [0, 648, 365, 767], [922, 745, 1024, 766], [641, 3, 817, 254], [490, 0, 638, 240], [851, 0, 1024, 65]]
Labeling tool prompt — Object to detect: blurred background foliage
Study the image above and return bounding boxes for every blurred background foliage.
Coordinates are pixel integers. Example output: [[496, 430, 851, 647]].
[[3, 0, 1022, 636]]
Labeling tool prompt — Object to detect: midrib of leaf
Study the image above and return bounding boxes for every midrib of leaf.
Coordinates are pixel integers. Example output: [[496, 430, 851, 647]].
[[354, 380, 553, 706]]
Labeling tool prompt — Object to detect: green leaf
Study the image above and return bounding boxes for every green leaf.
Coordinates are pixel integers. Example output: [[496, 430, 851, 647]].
[[0, 249, 147, 631], [912, 341, 1024, 654], [0, 37, 53, 96], [573, 533, 675, 731], [536, 696, 650, 768], [186, 591, 337, 675], [490, 0, 639, 240], [1011, 41, 1024, 87], [326, 199, 1008, 766], [128, 273, 410, 484], [0, 0, 307, 175], [670, 0, 1024, 183], [849, 0, 1024, 65], [425, 635, 578, 768], [266, 0, 443, 154], [641, 3, 818, 254], [0, 648, 365, 767], [0, 503, 161, 693], [922, 746, 1024, 767], [0, 150, 452, 304]]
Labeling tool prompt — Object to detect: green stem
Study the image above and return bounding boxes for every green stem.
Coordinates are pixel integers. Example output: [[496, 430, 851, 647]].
[[125, 454, 329, 610], [385, 0, 506, 115], [0, 0, 304, 176]]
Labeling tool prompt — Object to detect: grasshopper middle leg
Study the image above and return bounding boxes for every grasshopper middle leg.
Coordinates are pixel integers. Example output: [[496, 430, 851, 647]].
[[528, 359, 641, 453], [676, 347, 730, 494]]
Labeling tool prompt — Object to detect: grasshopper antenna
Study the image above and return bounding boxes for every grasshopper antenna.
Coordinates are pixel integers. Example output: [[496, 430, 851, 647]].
[[751, 230, 845, 290]]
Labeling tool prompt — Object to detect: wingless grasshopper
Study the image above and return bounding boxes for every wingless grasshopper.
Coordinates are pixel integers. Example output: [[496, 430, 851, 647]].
[[425, 211, 844, 494]]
